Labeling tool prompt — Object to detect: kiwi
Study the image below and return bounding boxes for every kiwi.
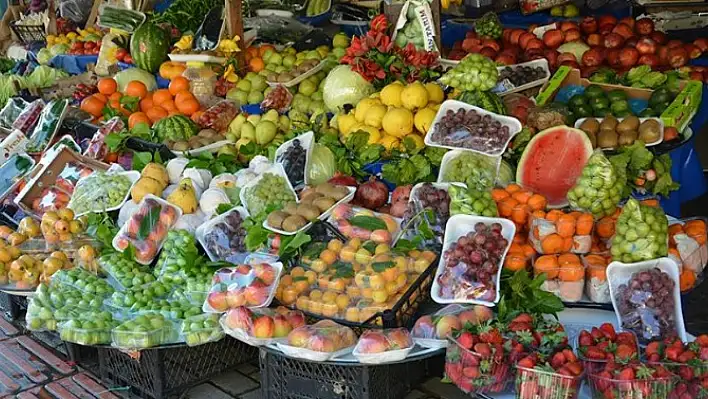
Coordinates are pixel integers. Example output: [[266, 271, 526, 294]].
[[198, 129, 218, 138], [618, 130, 638, 146], [313, 196, 336, 212], [172, 141, 189, 151], [282, 202, 298, 215], [315, 183, 335, 195], [600, 116, 618, 132], [282, 215, 307, 232], [580, 118, 600, 135], [331, 186, 350, 201], [638, 120, 661, 143], [597, 130, 619, 149], [300, 191, 323, 204], [278, 73, 293, 82], [267, 211, 289, 229], [617, 116, 640, 133], [198, 137, 213, 147], [267, 73, 278, 82], [296, 204, 321, 221]]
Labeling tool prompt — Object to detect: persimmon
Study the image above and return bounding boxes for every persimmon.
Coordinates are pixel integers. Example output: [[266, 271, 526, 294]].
[[545, 209, 564, 222], [160, 100, 177, 112], [176, 99, 200, 116], [159, 61, 186, 80], [174, 90, 195, 105], [513, 233, 526, 245], [680, 269, 697, 292], [140, 97, 154, 113], [246, 46, 259, 58], [249, 57, 265, 72], [521, 244, 536, 259], [558, 253, 580, 267], [128, 112, 151, 129], [576, 214, 594, 236], [109, 92, 122, 102], [152, 89, 172, 106], [556, 214, 577, 238], [541, 233, 564, 254], [511, 190, 532, 204], [498, 197, 518, 218], [596, 217, 616, 239], [508, 242, 524, 255], [94, 93, 108, 103], [169, 76, 190, 96], [559, 263, 584, 282], [146, 107, 168, 123], [511, 204, 530, 225], [98, 78, 117, 95], [684, 219, 706, 232], [80, 96, 105, 117], [125, 81, 148, 99], [491, 188, 510, 202], [504, 254, 527, 271], [561, 236, 573, 252], [534, 255, 559, 279], [527, 194, 547, 211]]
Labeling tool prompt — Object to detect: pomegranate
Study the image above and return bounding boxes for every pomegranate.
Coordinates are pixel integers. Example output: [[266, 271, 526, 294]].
[[510, 30, 524, 46], [638, 54, 659, 67], [560, 21, 579, 32], [636, 38, 657, 55], [667, 40, 683, 49], [599, 24, 615, 35], [580, 17, 598, 34], [481, 39, 501, 52], [495, 54, 517, 65], [685, 44, 702, 59], [598, 15, 618, 27], [635, 18, 654, 35], [564, 29, 581, 43], [606, 49, 621, 67], [694, 38, 708, 52], [525, 38, 544, 51], [582, 48, 604, 67], [519, 33, 536, 50], [543, 29, 564, 48], [619, 17, 635, 29], [619, 47, 640, 67], [480, 47, 497, 59], [587, 34, 602, 47], [668, 47, 688, 68], [329, 172, 358, 187], [543, 49, 559, 68], [650, 31, 667, 44], [612, 24, 634, 40], [604, 33, 625, 49], [354, 177, 389, 210]]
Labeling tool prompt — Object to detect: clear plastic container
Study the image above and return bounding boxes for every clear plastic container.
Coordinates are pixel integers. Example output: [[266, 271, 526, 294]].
[[220, 306, 306, 346], [111, 313, 179, 349], [587, 368, 677, 399], [202, 262, 283, 313], [534, 254, 586, 302], [352, 329, 414, 364], [59, 317, 116, 345], [181, 313, 224, 347], [182, 64, 216, 106], [445, 336, 512, 394], [515, 365, 584, 399], [529, 210, 594, 255]]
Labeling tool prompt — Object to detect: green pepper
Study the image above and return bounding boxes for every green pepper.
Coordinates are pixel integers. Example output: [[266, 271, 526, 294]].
[[575, 104, 593, 118], [610, 100, 629, 115], [590, 97, 610, 111], [569, 94, 588, 108], [607, 89, 627, 103]]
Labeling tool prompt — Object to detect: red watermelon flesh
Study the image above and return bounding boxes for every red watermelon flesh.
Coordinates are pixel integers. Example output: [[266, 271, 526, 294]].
[[516, 126, 593, 208]]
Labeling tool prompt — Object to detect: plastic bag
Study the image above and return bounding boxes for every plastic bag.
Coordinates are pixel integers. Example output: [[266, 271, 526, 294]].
[[584, 254, 611, 303], [528, 210, 593, 255], [241, 166, 297, 215], [220, 306, 306, 346], [84, 117, 124, 160], [58, 310, 117, 345], [283, 319, 357, 354], [59, 0, 94, 24], [55, 161, 94, 194], [610, 198, 668, 263], [608, 259, 684, 345], [26, 99, 68, 153], [193, 5, 224, 51], [0, 97, 28, 129], [449, 184, 497, 217], [12, 99, 44, 134], [399, 196, 448, 250], [197, 100, 239, 133], [262, 85, 293, 114], [111, 313, 179, 349], [244, 16, 313, 46], [392, 0, 438, 52], [534, 253, 585, 302], [202, 262, 282, 313], [353, 329, 414, 364], [411, 304, 492, 347], [68, 171, 133, 216], [439, 150, 500, 190], [567, 150, 625, 219]]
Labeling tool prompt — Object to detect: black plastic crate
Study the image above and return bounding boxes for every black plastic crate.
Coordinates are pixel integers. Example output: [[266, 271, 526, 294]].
[[260, 346, 438, 399], [64, 342, 99, 368], [10, 22, 45, 44], [97, 336, 257, 399], [0, 292, 27, 321]]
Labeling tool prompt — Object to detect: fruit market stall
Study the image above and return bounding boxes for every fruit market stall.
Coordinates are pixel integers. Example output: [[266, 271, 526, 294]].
[[1, 1, 708, 398]]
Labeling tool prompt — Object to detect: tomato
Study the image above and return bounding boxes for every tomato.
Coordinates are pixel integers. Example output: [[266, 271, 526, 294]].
[[116, 48, 128, 61], [123, 54, 133, 64], [84, 41, 95, 50]]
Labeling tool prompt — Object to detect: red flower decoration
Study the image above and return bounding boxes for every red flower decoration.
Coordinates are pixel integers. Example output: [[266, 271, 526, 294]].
[[370, 14, 388, 33]]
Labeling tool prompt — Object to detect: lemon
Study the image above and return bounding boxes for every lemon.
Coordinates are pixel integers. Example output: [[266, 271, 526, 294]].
[[401, 81, 429, 111], [337, 113, 358, 135], [355, 98, 381, 123], [379, 135, 401, 151], [414, 107, 437, 134], [382, 107, 414, 138], [425, 82, 445, 104], [380, 83, 404, 107], [66, 32, 77, 40], [357, 126, 382, 144], [364, 104, 387, 129], [402, 134, 425, 152]]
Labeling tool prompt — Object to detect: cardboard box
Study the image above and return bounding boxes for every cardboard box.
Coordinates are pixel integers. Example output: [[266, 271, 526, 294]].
[[535, 67, 701, 132], [14, 145, 108, 217]]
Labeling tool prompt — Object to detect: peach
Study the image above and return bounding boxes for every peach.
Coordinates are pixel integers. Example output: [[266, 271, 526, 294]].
[[387, 329, 413, 349], [254, 263, 276, 285], [474, 305, 494, 322], [224, 306, 253, 330], [359, 331, 389, 353], [435, 315, 461, 339], [310, 335, 336, 352], [457, 310, 478, 327], [159, 206, 177, 225], [245, 284, 269, 306], [226, 289, 246, 308], [235, 264, 253, 275], [287, 311, 306, 329], [412, 315, 435, 338], [207, 291, 229, 312], [273, 314, 292, 338], [288, 327, 313, 347], [253, 315, 275, 338]]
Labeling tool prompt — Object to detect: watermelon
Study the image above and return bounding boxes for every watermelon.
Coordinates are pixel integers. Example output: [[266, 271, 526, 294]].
[[130, 21, 169, 74], [153, 115, 198, 142], [516, 126, 593, 208], [457, 90, 506, 115]]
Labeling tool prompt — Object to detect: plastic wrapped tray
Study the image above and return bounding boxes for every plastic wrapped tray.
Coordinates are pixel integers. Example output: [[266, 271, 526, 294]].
[[431, 214, 515, 306], [239, 163, 298, 216], [274, 131, 314, 188], [275, 343, 354, 362], [436, 149, 501, 187], [195, 206, 250, 263], [493, 59, 551, 96], [67, 170, 140, 217], [424, 100, 522, 157], [202, 262, 284, 313]]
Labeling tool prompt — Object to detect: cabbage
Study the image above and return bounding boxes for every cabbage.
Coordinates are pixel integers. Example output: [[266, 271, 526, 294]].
[[24, 66, 68, 88], [50, 44, 69, 57], [37, 48, 52, 65], [557, 41, 590, 63], [323, 65, 374, 112], [114, 68, 157, 92], [307, 144, 335, 185]]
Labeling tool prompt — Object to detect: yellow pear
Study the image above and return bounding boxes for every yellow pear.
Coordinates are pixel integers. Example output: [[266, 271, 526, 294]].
[[425, 82, 445, 104], [364, 104, 387, 129], [382, 107, 414, 138], [400, 82, 428, 111], [414, 107, 437, 134], [380, 83, 404, 107], [354, 98, 381, 123]]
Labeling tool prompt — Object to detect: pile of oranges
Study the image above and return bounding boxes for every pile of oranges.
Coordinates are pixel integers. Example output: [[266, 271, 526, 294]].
[[80, 77, 203, 129], [244, 44, 276, 73]]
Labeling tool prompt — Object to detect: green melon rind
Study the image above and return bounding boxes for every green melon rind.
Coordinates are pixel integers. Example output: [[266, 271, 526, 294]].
[[516, 125, 593, 208], [130, 22, 169, 74]]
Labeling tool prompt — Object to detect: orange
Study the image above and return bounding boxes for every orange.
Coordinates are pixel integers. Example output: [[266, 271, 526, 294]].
[[498, 197, 518, 218], [248, 57, 265, 72], [169, 76, 190, 96], [556, 214, 576, 238], [146, 107, 168, 123], [160, 100, 177, 112], [152, 89, 172, 106], [191, 110, 204, 123], [534, 255, 559, 279], [561, 236, 573, 252], [511, 190, 532, 204], [139, 97, 154, 113], [508, 243, 524, 255], [668, 223, 685, 236], [540, 233, 563, 254], [575, 214, 594, 236], [491, 188, 510, 202], [545, 209, 564, 222], [521, 244, 536, 259], [505, 183, 522, 193], [174, 90, 195, 104], [246, 46, 259, 58], [109, 92, 122, 102], [684, 219, 706, 232], [168, 110, 181, 116], [558, 253, 580, 267], [128, 112, 151, 129], [527, 194, 547, 211], [177, 99, 200, 116], [596, 217, 615, 239], [504, 254, 527, 272], [125, 81, 148, 99], [94, 93, 108, 103], [511, 204, 530, 225], [80, 96, 105, 117], [97, 78, 117, 95]]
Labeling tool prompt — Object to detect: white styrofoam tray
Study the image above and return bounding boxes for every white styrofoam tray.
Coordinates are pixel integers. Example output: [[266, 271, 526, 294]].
[[493, 58, 551, 96], [424, 100, 522, 158], [436, 149, 502, 185], [431, 214, 516, 307]]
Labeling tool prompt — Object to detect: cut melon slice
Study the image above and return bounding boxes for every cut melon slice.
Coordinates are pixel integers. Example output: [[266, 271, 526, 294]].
[[516, 126, 593, 208]]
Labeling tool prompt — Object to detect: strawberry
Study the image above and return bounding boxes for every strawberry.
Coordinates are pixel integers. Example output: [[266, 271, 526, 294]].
[[616, 366, 635, 380], [508, 322, 533, 332], [679, 365, 695, 380], [678, 350, 697, 363], [511, 313, 533, 324], [700, 346, 708, 360], [445, 361, 462, 383], [665, 345, 683, 361], [578, 330, 594, 347], [478, 324, 503, 345], [457, 332, 475, 350], [557, 366, 574, 377], [645, 341, 663, 357], [562, 348, 577, 363], [596, 341, 612, 352], [517, 354, 538, 369], [615, 332, 636, 346], [590, 327, 604, 341], [599, 323, 616, 341], [565, 361, 584, 376], [615, 344, 636, 362], [473, 343, 491, 359], [585, 347, 607, 360], [462, 366, 480, 378], [695, 334, 708, 347], [551, 351, 566, 369]]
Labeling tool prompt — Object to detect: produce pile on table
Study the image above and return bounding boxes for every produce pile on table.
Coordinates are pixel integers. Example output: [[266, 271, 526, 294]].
[[0, 5, 707, 398]]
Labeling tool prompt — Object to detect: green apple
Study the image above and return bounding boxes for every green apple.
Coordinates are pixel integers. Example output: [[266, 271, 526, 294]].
[[283, 55, 296, 68], [245, 71, 258, 81], [311, 91, 323, 101], [236, 79, 251, 92], [333, 33, 350, 48], [241, 122, 256, 141], [298, 79, 317, 96], [274, 65, 287, 73], [247, 91, 264, 104], [247, 114, 261, 125], [250, 76, 268, 92], [268, 52, 283, 65]]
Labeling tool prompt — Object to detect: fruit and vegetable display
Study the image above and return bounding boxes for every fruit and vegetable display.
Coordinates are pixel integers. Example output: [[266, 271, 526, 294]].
[[644, 335, 708, 398]]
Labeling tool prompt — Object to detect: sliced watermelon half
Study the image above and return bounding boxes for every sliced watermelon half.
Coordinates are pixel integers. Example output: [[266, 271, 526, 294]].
[[516, 126, 593, 208]]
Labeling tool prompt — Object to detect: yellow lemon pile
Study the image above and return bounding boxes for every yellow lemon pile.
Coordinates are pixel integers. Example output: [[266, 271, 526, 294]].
[[337, 81, 444, 151]]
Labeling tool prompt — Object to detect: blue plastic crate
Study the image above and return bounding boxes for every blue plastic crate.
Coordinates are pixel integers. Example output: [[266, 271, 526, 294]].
[[241, 104, 262, 115], [298, 11, 332, 26], [362, 161, 396, 191]]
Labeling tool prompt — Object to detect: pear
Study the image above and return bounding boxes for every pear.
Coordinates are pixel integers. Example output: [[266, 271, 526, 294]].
[[167, 178, 198, 214]]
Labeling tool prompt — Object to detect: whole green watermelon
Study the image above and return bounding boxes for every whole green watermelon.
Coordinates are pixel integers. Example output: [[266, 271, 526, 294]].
[[458, 90, 506, 115], [130, 21, 169, 74], [153, 115, 198, 142]]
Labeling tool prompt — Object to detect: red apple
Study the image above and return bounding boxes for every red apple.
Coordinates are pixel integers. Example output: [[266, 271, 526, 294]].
[[560, 21, 579, 32], [526, 38, 544, 50], [558, 52, 578, 64], [657, 46, 670, 65], [599, 24, 615, 35], [510, 30, 524, 46], [668, 47, 688, 68], [564, 29, 581, 43], [606, 49, 621, 67], [619, 47, 640, 67], [273, 314, 293, 338], [207, 291, 229, 312], [587, 34, 602, 47], [580, 17, 598, 34], [598, 15, 618, 27], [636, 38, 657, 55], [625, 36, 638, 48], [479, 47, 497, 59], [619, 17, 635, 29], [543, 29, 564, 48], [604, 33, 625, 49], [612, 24, 634, 40], [582, 48, 604, 67], [685, 44, 702, 59], [495, 53, 517, 65], [694, 38, 708, 52], [252, 315, 275, 338], [667, 40, 683, 49], [635, 18, 654, 35], [638, 54, 659, 67], [650, 31, 667, 44], [544, 49, 559, 68], [519, 32, 536, 50], [226, 289, 246, 308]]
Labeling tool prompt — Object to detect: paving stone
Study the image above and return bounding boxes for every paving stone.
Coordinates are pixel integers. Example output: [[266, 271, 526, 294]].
[[16, 336, 74, 375], [404, 389, 429, 399], [210, 370, 259, 396], [238, 388, 262, 399], [186, 383, 234, 399], [71, 372, 121, 399], [0, 339, 51, 384], [419, 377, 469, 399], [0, 317, 19, 339]]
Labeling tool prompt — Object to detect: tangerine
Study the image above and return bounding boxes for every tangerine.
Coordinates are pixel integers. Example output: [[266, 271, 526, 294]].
[[139, 97, 154, 113], [249, 57, 265, 72], [176, 99, 200, 116], [169, 76, 190, 96], [152, 89, 172, 106], [80, 96, 105, 117], [125, 81, 148, 99], [97, 78, 117, 95], [128, 112, 151, 129], [534, 255, 559, 279], [146, 107, 168, 123]]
